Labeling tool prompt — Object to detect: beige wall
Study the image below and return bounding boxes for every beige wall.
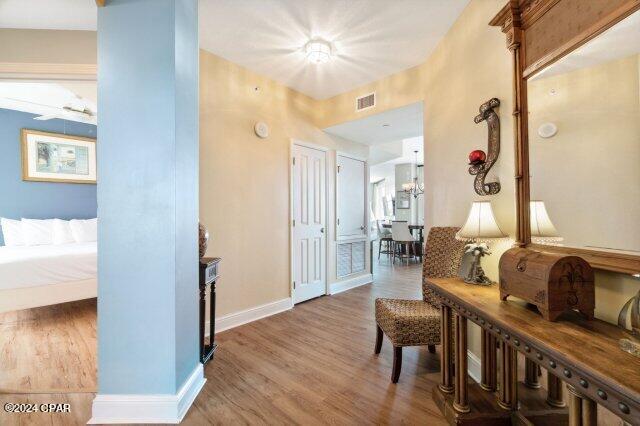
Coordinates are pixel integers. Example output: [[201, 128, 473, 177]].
[[0, 29, 96, 65], [199, 51, 369, 317], [0, 29, 96, 82], [317, 64, 425, 129], [319, 0, 640, 354]]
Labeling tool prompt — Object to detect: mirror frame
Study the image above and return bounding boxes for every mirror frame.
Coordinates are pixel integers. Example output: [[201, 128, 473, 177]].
[[490, 0, 640, 275]]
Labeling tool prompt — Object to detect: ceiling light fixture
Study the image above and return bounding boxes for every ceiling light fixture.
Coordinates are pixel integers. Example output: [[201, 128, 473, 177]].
[[305, 39, 332, 64]]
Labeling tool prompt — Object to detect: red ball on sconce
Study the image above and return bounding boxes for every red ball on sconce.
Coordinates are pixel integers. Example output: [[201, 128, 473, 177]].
[[468, 149, 487, 166]]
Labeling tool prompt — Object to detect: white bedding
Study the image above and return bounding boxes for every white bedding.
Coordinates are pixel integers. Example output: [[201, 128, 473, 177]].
[[0, 242, 97, 290]]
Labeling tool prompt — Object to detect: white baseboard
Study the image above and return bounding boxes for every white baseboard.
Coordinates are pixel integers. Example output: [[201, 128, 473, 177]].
[[329, 273, 373, 295], [89, 363, 205, 424], [467, 350, 481, 384], [205, 297, 293, 336]]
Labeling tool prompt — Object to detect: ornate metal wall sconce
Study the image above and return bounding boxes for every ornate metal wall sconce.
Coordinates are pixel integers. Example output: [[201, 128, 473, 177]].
[[468, 98, 501, 196]]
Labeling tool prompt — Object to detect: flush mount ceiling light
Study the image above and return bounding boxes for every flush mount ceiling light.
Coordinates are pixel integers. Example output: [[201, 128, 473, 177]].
[[305, 39, 332, 64]]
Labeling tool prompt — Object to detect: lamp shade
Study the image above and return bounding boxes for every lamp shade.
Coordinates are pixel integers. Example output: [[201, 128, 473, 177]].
[[530, 200, 562, 241], [457, 201, 506, 241]]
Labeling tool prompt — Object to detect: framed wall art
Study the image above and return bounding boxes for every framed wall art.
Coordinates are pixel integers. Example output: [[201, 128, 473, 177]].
[[21, 129, 97, 184], [395, 191, 410, 209]]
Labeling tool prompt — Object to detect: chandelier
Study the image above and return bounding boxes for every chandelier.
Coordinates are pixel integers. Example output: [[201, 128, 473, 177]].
[[402, 150, 424, 199]]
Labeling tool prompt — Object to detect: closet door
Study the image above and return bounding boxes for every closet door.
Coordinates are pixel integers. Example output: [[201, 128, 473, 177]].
[[337, 155, 366, 238], [292, 144, 327, 304]]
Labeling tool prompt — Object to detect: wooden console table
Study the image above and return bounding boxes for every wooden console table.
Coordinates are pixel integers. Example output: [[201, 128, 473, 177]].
[[199, 257, 221, 364], [426, 277, 640, 425]]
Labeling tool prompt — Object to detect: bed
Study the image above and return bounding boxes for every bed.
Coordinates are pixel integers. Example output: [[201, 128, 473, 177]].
[[0, 242, 97, 313]]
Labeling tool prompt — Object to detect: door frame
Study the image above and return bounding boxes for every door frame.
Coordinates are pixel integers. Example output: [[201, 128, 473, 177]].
[[335, 152, 370, 280], [289, 139, 329, 303]]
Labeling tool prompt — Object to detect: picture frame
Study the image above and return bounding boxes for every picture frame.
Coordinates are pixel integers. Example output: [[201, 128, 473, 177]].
[[396, 191, 410, 209], [21, 129, 97, 184]]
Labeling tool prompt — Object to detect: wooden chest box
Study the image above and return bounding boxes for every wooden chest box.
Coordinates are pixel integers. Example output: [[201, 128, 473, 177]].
[[498, 248, 594, 321]]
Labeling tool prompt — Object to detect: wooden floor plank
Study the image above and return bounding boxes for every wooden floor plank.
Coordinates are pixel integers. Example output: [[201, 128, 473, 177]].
[[0, 299, 97, 394]]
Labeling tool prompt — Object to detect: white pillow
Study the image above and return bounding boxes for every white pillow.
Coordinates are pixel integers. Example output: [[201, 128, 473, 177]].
[[69, 218, 97, 243], [52, 219, 75, 245], [22, 218, 55, 246], [1, 218, 25, 246]]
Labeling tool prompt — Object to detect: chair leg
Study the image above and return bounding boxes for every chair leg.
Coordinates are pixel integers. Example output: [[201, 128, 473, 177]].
[[378, 239, 382, 259], [405, 242, 410, 265], [428, 344, 436, 354], [392, 346, 402, 383], [375, 325, 383, 354]]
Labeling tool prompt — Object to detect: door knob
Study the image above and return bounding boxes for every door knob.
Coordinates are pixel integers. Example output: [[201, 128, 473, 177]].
[[320, 227, 325, 233], [360, 226, 365, 230]]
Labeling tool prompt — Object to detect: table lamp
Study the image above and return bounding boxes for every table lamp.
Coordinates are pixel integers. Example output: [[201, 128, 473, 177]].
[[456, 201, 507, 285], [530, 200, 562, 244]]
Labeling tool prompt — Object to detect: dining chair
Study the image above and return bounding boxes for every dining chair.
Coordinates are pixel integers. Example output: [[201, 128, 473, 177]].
[[391, 221, 415, 264], [374, 226, 465, 383], [376, 220, 393, 260]]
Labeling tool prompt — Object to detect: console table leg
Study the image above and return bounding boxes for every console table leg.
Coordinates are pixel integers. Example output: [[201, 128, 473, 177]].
[[199, 283, 205, 362], [480, 329, 497, 391], [453, 313, 470, 413], [547, 373, 566, 408], [439, 305, 454, 394], [524, 358, 541, 389], [498, 341, 518, 410], [582, 397, 597, 426], [567, 385, 597, 426]]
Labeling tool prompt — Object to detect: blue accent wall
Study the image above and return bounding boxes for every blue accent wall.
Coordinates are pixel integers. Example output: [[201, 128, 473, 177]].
[[98, 0, 199, 396], [0, 108, 97, 245]]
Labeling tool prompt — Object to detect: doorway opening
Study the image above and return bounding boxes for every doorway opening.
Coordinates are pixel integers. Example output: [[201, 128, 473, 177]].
[[324, 101, 424, 269]]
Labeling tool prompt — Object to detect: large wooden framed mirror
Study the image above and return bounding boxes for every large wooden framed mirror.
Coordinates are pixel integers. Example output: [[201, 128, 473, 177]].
[[491, 0, 640, 275]]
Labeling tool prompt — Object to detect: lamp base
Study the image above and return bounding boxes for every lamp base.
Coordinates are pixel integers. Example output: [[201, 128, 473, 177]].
[[464, 277, 494, 286], [620, 338, 640, 358], [464, 260, 494, 286]]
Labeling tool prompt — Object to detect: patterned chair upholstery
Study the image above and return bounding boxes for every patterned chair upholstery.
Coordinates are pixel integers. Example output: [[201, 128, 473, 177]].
[[374, 227, 465, 383]]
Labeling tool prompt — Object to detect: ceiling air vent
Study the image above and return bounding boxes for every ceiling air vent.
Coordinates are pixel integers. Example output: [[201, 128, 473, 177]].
[[356, 92, 376, 112]]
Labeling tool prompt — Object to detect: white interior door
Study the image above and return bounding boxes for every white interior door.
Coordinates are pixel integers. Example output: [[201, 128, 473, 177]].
[[337, 155, 366, 237], [292, 144, 326, 304]]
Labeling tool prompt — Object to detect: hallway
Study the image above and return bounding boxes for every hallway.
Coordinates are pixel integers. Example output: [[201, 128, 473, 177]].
[[184, 260, 446, 425]]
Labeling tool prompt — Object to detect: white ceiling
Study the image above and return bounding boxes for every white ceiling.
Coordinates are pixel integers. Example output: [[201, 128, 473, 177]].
[[532, 10, 640, 81], [199, 0, 468, 99], [0, 0, 469, 100], [324, 101, 423, 145], [324, 101, 424, 180], [370, 136, 424, 182], [0, 0, 97, 30]]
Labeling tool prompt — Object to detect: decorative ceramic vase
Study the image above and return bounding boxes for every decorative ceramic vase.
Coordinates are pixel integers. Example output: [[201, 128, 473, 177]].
[[198, 222, 209, 259]]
